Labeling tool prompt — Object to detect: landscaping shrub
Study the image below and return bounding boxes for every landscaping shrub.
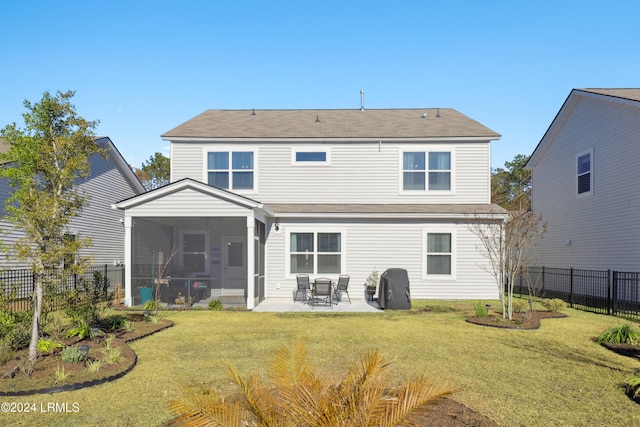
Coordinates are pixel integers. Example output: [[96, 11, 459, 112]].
[[37, 338, 62, 353], [542, 298, 566, 313], [626, 376, 640, 399], [207, 299, 223, 311], [65, 319, 94, 339], [168, 340, 453, 426], [61, 346, 86, 364], [473, 301, 488, 317], [596, 323, 640, 344], [511, 298, 529, 313], [63, 271, 113, 325]]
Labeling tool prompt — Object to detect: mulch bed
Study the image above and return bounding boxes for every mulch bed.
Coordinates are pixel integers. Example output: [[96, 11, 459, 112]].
[[0, 316, 173, 396], [467, 310, 567, 329]]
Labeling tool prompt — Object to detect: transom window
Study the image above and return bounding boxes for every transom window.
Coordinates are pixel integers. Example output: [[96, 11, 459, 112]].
[[290, 232, 342, 275], [426, 232, 452, 275], [577, 150, 592, 195], [292, 148, 330, 165], [207, 151, 254, 190], [403, 151, 451, 191]]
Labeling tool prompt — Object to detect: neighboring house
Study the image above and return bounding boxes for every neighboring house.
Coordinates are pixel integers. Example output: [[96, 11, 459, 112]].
[[0, 136, 145, 269], [116, 108, 505, 308], [526, 88, 640, 271]]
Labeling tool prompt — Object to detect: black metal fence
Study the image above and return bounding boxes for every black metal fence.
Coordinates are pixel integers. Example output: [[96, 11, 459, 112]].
[[517, 266, 640, 319], [1, 264, 124, 313]]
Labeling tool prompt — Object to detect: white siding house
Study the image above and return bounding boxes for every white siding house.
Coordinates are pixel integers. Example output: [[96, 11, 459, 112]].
[[527, 89, 640, 271], [0, 137, 145, 268], [117, 108, 505, 308]]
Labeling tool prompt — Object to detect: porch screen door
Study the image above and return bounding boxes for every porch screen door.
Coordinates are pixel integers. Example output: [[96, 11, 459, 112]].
[[223, 236, 246, 282]]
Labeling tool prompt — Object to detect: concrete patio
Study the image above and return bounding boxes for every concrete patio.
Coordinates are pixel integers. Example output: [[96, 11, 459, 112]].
[[252, 297, 383, 312]]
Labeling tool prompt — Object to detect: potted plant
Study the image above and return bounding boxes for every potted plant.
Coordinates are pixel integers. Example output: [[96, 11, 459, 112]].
[[365, 269, 379, 300]]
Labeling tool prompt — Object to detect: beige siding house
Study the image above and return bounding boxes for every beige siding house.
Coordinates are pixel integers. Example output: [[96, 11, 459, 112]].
[[527, 89, 640, 271], [117, 108, 505, 308]]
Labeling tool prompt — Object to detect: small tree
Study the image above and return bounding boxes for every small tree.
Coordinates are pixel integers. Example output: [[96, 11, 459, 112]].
[[0, 90, 105, 371], [135, 152, 170, 191], [468, 210, 546, 320]]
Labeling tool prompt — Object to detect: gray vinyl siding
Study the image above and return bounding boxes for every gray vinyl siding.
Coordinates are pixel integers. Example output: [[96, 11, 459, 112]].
[[530, 95, 640, 271], [171, 140, 491, 204], [0, 151, 140, 269], [265, 219, 497, 300]]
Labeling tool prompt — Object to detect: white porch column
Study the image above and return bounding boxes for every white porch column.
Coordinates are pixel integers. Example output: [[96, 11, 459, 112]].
[[124, 216, 133, 307], [246, 216, 255, 309]]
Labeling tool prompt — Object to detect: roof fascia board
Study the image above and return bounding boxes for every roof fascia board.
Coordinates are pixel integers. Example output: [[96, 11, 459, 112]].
[[164, 136, 497, 143], [95, 137, 146, 194], [526, 90, 581, 169], [116, 179, 261, 210], [272, 212, 507, 220]]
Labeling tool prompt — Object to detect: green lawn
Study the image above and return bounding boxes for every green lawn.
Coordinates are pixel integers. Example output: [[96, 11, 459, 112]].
[[3, 301, 640, 426]]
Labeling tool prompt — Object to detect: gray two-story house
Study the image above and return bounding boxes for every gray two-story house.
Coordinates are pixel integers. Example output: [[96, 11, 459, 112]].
[[116, 108, 505, 308]]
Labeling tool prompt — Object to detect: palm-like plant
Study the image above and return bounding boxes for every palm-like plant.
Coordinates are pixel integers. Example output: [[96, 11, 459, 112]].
[[167, 341, 452, 426]]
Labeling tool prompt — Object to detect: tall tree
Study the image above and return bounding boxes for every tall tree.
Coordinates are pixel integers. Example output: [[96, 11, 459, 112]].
[[491, 154, 531, 211], [0, 90, 104, 370], [135, 152, 170, 190]]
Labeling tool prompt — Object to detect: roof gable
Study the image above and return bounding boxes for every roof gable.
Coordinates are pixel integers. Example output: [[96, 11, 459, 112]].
[[162, 108, 500, 140], [527, 88, 640, 168], [115, 178, 264, 211]]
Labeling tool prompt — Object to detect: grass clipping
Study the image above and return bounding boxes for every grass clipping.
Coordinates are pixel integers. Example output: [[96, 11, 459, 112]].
[[167, 340, 452, 427]]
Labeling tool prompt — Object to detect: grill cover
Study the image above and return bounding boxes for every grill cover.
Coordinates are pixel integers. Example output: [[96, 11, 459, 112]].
[[378, 268, 411, 309]]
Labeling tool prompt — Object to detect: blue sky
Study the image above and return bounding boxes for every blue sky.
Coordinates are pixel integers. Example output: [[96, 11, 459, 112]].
[[1, 1, 638, 169]]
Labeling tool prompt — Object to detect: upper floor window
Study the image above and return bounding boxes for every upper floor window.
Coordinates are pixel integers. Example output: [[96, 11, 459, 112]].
[[576, 149, 592, 196], [403, 151, 451, 191], [292, 148, 330, 165], [207, 151, 254, 190]]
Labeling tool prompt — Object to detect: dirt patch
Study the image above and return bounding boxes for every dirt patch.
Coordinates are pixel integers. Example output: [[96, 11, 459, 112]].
[[416, 398, 500, 426], [467, 310, 567, 329], [600, 341, 640, 360]]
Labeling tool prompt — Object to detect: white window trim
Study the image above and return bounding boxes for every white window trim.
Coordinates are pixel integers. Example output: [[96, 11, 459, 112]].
[[399, 146, 456, 195], [291, 147, 332, 166], [576, 148, 593, 198], [422, 227, 456, 280], [285, 227, 346, 278], [202, 147, 259, 194]]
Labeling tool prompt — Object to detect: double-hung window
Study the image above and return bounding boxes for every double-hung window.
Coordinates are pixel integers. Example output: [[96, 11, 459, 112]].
[[289, 232, 342, 275], [207, 151, 254, 190], [423, 230, 455, 278], [403, 151, 451, 191], [576, 149, 592, 196]]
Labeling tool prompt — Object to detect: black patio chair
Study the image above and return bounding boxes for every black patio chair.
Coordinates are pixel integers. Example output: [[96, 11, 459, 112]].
[[334, 274, 351, 304], [295, 274, 310, 303], [311, 278, 333, 308]]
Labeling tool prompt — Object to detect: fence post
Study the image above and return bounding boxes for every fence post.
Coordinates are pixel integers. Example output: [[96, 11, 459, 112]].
[[607, 269, 612, 315], [569, 267, 574, 308], [612, 271, 618, 316]]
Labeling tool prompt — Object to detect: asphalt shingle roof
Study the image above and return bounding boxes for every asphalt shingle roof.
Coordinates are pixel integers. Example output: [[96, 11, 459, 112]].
[[580, 88, 640, 103], [162, 108, 500, 140]]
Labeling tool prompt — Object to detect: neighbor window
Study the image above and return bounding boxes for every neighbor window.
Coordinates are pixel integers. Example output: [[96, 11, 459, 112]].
[[577, 150, 592, 195], [403, 151, 451, 191], [207, 151, 254, 190], [426, 232, 452, 275], [290, 232, 342, 275]]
